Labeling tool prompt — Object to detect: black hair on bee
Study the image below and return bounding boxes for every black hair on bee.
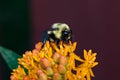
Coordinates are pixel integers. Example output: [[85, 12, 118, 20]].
[[42, 23, 72, 44]]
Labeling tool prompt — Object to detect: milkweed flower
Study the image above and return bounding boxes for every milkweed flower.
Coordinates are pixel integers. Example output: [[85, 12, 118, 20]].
[[10, 41, 98, 80]]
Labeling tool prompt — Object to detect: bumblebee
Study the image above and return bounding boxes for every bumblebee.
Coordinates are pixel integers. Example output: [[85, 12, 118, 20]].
[[42, 23, 72, 44]]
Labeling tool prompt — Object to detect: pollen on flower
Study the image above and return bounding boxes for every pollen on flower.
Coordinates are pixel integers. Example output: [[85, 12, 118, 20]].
[[10, 41, 98, 80]]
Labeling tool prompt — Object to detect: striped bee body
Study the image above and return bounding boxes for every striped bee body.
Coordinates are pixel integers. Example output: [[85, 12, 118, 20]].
[[42, 23, 72, 44]]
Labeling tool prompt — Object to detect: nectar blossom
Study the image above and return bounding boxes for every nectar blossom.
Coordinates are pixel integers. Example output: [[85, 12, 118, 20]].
[[10, 41, 98, 80]]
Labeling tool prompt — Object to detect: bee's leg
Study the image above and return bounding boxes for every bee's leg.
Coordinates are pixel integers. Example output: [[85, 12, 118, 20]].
[[55, 39, 59, 45], [42, 31, 49, 48]]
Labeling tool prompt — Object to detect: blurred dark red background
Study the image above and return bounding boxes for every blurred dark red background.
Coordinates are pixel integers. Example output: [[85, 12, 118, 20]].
[[0, 0, 120, 80]]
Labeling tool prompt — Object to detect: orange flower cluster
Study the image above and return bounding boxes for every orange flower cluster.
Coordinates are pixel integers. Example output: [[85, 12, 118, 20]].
[[10, 41, 98, 80]]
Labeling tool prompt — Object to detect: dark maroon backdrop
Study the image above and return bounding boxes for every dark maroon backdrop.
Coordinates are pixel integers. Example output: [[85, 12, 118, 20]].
[[30, 0, 120, 80]]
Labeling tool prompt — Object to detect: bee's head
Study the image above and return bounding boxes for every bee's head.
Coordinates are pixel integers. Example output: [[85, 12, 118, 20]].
[[50, 23, 72, 41], [61, 29, 72, 41]]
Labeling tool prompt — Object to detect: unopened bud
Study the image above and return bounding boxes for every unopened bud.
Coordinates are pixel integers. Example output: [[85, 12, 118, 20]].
[[58, 64, 66, 74], [45, 67, 53, 76], [53, 72, 62, 80], [35, 42, 43, 50], [10, 75, 17, 80], [40, 58, 51, 68], [53, 52, 60, 63], [59, 56, 67, 65], [38, 70, 47, 80], [24, 76, 29, 80], [32, 49, 39, 54]]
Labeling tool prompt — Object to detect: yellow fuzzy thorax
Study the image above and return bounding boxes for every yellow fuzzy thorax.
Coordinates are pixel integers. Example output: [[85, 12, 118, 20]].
[[10, 41, 98, 80]]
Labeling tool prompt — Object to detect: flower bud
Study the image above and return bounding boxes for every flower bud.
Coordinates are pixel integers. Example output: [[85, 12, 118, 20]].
[[53, 52, 60, 63], [38, 70, 47, 80], [32, 49, 39, 54], [35, 42, 43, 50], [59, 56, 67, 65], [45, 67, 53, 76], [40, 58, 51, 68], [58, 64, 66, 74], [10, 75, 17, 80], [53, 72, 62, 80], [24, 76, 29, 80]]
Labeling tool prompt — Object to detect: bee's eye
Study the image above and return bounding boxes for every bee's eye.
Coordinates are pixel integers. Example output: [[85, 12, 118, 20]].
[[62, 30, 71, 41], [62, 31, 69, 36], [63, 31, 68, 35]]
